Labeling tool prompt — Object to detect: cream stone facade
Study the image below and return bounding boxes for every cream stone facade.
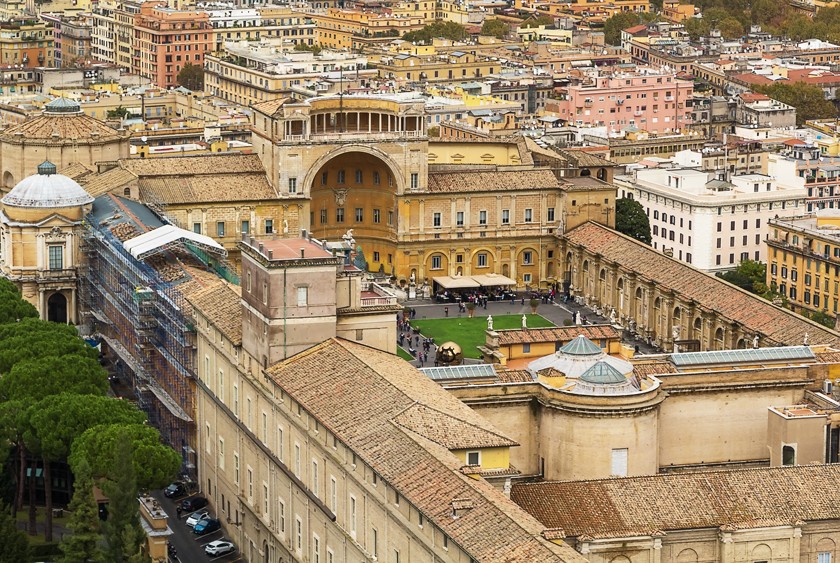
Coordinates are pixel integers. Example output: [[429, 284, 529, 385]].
[[0, 161, 93, 324], [0, 97, 129, 191], [251, 94, 616, 289], [190, 235, 583, 563]]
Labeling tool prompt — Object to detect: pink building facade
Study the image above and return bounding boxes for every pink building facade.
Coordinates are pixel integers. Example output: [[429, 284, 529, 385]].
[[556, 69, 694, 135]]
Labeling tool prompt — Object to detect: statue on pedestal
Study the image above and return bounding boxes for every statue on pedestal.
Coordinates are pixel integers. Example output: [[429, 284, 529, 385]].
[[487, 315, 494, 331], [522, 315, 528, 329]]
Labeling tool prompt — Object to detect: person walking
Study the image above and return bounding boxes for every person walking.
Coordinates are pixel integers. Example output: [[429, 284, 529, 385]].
[[444, 306, 449, 317]]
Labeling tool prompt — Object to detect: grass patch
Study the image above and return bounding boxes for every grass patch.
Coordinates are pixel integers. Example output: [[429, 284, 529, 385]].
[[411, 314, 554, 359], [396, 347, 414, 361]]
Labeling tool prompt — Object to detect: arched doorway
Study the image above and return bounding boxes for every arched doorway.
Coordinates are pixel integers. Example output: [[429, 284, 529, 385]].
[[309, 151, 400, 274], [47, 292, 67, 324]]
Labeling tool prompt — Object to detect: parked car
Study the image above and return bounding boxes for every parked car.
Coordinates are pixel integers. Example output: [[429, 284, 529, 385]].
[[204, 539, 235, 556], [193, 517, 221, 536], [163, 482, 187, 498], [181, 495, 208, 512], [186, 510, 210, 528]]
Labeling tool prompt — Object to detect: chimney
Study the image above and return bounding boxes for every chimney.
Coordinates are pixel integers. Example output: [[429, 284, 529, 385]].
[[258, 243, 264, 254], [450, 498, 474, 519], [300, 247, 305, 259], [268, 250, 273, 259]]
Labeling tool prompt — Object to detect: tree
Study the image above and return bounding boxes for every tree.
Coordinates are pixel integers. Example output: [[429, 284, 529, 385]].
[[754, 82, 837, 125], [0, 318, 95, 375], [809, 310, 835, 328], [0, 502, 29, 563], [176, 62, 204, 91], [481, 19, 510, 39], [0, 278, 37, 325], [100, 439, 144, 563], [294, 42, 322, 55], [402, 20, 468, 43], [717, 16, 745, 39], [59, 458, 103, 563], [603, 12, 642, 45], [27, 395, 146, 541], [70, 424, 181, 491], [106, 105, 130, 120], [715, 259, 767, 294], [520, 14, 555, 28], [615, 198, 652, 245], [0, 355, 108, 403]]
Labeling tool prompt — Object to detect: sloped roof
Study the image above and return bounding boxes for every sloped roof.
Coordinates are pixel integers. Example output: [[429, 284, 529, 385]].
[[265, 339, 581, 562], [495, 325, 620, 346], [1, 111, 123, 143], [427, 169, 561, 193], [392, 404, 516, 449], [511, 465, 840, 539], [563, 222, 840, 346], [185, 281, 242, 346]]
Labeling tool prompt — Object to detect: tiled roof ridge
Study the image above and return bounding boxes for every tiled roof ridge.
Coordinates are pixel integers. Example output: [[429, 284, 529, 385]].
[[565, 221, 840, 344], [514, 462, 839, 487], [392, 401, 517, 447]]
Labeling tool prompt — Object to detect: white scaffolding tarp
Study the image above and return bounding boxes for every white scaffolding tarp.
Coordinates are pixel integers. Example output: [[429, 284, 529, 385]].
[[123, 225, 226, 260]]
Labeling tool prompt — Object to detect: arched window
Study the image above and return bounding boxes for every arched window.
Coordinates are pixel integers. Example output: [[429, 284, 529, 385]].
[[694, 317, 702, 331], [673, 306, 681, 319], [123, 187, 131, 196], [654, 297, 661, 309], [635, 287, 643, 299], [599, 268, 606, 281]]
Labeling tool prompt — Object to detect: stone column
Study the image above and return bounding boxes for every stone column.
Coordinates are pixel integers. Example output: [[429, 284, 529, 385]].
[[39, 287, 46, 321]]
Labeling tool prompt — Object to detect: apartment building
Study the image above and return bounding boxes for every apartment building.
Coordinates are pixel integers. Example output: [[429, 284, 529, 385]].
[[767, 210, 840, 318], [617, 166, 806, 272], [770, 143, 840, 213], [133, 3, 212, 88], [312, 8, 425, 51], [206, 6, 315, 51], [554, 68, 694, 135], [0, 19, 53, 68]]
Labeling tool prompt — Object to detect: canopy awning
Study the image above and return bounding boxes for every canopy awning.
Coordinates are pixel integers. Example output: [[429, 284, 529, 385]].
[[123, 224, 226, 261], [433, 276, 480, 289], [471, 273, 516, 286]]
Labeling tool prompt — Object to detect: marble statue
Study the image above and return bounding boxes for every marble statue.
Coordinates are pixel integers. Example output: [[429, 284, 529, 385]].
[[753, 335, 759, 349], [672, 326, 680, 341], [487, 315, 493, 331], [804, 332, 809, 345], [522, 314, 528, 329]]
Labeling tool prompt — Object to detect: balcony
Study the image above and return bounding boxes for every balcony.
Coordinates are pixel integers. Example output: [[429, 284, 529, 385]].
[[37, 267, 77, 281], [289, 130, 424, 143], [360, 282, 398, 307]]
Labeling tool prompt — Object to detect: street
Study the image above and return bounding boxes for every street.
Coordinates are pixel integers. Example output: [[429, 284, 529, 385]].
[[151, 490, 241, 563]]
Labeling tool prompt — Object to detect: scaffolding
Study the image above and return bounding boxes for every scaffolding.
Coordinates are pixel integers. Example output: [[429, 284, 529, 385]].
[[80, 221, 227, 479]]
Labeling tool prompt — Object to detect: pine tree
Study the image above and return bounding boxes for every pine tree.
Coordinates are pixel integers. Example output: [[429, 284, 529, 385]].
[[59, 458, 103, 563], [101, 440, 143, 563], [0, 502, 29, 563]]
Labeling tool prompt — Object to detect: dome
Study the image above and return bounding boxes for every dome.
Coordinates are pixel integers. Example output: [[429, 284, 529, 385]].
[[579, 361, 627, 384], [527, 334, 633, 379], [43, 96, 82, 115], [571, 360, 641, 396], [2, 161, 94, 209]]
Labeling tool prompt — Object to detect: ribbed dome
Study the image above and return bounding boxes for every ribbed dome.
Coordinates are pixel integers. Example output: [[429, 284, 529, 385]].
[[527, 334, 634, 379], [559, 334, 603, 356], [579, 361, 627, 384], [2, 161, 94, 208]]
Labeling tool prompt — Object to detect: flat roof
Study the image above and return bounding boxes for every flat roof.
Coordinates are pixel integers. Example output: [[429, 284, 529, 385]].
[[671, 346, 815, 367], [257, 238, 334, 260]]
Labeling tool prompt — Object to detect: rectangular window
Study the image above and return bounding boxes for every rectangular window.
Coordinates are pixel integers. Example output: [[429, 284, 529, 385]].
[[247, 468, 254, 502], [294, 443, 301, 476], [193, 222, 202, 234], [218, 370, 224, 402], [433, 212, 441, 227], [320, 209, 327, 224], [820, 552, 833, 563], [477, 253, 487, 268], [217, 221, 225, 237], [410, 172, 419, 190], [218, 438, 225, 470], [372, 528, 378, 558], [479, 210, 487, 225], [525, 208, 533, 223], [611, 448, 628, 477], [502, 209, 510, 224], [279, 499, 286, 534], [311, 460, 319, 496], [431, 255, 442, 270], [288, 177, 297, 193], [523, 251, 533, 265], [547, 207, 555, 221], [234, 453, 240, 484], [456, 211, 464, 226], [265, 219, 274, 234], [373, 209, 381, 223], [263, 483, 269, 515], [336, 207, 344, 222], [355, 207, 363, 222], [277, 427, 284, 462], [337, 170, 345, 184], [349, 495, 357, 537], [241, 220, 250, 234], [388, 210, 394, 225], [467, 451, 480, 465], [296, 516, 302, 551], [330, 476, 337, 511], [48, 245, 63, 270], [314, 534, 321, 563]]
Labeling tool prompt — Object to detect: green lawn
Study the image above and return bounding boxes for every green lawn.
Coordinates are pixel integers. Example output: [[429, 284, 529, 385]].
[[411, 314, 554, 359], [396, 347, 414, 361]]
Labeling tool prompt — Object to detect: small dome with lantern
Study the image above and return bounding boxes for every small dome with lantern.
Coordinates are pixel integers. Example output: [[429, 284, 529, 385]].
[[2, 161, 94, 209]]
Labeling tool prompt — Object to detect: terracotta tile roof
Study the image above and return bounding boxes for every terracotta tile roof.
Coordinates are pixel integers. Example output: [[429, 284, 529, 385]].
[[816, 350, 840, 363], [555, 148, 614, 168], [110, 154, 277, 203], [251, 97, 290, 117], [496, 369, 535, 383], [631, 360, 676, 377], [393, 404, 516, 449], [496, 325, 621, 346], [427, 169, 561, 193], [78, 167, 137, 197], [266, 339, 582, 562], [511, 464, 840, 539], [59, 162, 96, 181], [1, 113, 123, 143], [185, 281, 242, 346], [563, 223, 840, 347]]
